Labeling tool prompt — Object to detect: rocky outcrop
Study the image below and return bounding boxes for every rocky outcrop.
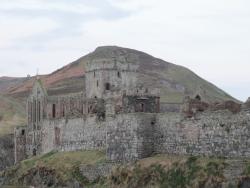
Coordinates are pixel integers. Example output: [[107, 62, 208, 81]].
[[79, 163, 114, 182], [0, 134, 14, 171]]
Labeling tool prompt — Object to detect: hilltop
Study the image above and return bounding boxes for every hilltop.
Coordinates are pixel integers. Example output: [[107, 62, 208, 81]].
[[3, 46, 234, 103]]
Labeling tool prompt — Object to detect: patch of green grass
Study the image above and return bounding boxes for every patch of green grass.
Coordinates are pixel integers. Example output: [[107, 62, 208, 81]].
[[2, 152, 232, 188], [4, 150, 106, 186], [109, 155, 228, 188], [243, 162, 250, 176], [0, 94, 26, 137]]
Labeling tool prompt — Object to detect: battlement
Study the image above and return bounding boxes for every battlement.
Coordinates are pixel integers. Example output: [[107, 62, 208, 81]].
[[47, 92, 84, 101], [103, 88, 160, 100], [124, 88, 160, 97], [85, 59, 139, 73]]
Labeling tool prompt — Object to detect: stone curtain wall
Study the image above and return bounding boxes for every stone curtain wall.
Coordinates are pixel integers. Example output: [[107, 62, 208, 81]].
[[155, 110, 250, 157], [106, 113, 156, 162], [41, 117, 106, 154]]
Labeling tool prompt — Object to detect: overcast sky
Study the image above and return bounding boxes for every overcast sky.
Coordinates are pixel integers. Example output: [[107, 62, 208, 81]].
[[0, 0, 249, 101]]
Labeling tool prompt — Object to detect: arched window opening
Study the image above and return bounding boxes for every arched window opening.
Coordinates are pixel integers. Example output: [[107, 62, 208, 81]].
[[21, 129, 25, 135], [34, 100, 36, 122], [140, 103, 145, 112], [33, 148, 37, 156], [62, 104, 65, 117], [81, 104, 84, 114], [38, 101, 41, 122], [97, 80, 99, 87], [195, 95, 201, 101], [30, 103, 33, 123], [88, 105, 92, 114], [52, 104, 56, 118], [105, 83, 111, 90]]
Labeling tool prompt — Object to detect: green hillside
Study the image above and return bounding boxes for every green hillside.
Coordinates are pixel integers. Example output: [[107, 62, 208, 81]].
[[2, 150, 250, 187], [0, 95, 26, 136]]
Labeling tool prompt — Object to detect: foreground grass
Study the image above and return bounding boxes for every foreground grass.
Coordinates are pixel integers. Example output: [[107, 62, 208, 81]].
[[3, 150, 106, 186], [4, 151, 250, 188], [109, 155, 228, 188]]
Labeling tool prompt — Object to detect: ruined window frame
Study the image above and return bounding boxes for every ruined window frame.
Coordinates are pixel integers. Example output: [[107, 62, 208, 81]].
[[117, 71, 121, 78], [105, 83, 111, 91], [52, 104, 56, 118]]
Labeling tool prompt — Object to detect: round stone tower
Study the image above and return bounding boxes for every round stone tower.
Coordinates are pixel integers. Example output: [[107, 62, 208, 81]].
[[85, 47, 139, 99]]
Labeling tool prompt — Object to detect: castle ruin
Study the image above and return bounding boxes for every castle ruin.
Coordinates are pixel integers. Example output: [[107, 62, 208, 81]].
[[14, 57, 250, 163]]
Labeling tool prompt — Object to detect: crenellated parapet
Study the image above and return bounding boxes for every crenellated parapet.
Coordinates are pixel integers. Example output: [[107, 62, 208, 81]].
[[123, 87, 160, 97], [85, 58, 139, 73]]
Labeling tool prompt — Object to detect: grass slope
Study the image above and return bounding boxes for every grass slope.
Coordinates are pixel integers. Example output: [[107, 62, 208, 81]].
[[0, 95, 25, 136], [2, 150, 106, 187], [3, 150, 250, 188]]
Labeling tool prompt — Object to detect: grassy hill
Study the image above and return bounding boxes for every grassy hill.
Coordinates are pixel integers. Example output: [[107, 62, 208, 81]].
[[0, 77, 27, 94], [4, 46, 236, 103], [2, 150, 250, 187], [0, 95, 25, 136]]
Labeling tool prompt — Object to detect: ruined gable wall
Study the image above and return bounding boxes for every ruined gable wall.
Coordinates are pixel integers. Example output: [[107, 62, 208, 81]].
[[27, 80, 47, 131], [155, 110, 250, 157]]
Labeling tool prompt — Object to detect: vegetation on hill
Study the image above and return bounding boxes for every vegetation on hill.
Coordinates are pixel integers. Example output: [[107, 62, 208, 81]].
[[3, 46, 236, 103], [2, 150, 250, 188], [0, 77, 27, 94], [2, 150, 106, 187], [0, 95, 25, 136]]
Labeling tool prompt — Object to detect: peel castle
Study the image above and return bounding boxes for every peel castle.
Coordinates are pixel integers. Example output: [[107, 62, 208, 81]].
[[14, 53, 250, 163]]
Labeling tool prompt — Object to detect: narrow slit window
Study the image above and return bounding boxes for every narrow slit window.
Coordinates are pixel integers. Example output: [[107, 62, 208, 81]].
[[52, 104, 56, 118], [140, 103, 145, 112], [195, 95, 201, 101], [62, 104, 65, 117], [105, 83, 111, 90], [38, 101, 41, 122], [34, 100, 36, 122]]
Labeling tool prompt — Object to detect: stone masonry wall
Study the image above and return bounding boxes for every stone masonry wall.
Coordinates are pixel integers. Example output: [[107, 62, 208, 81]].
[[14, 127, 27, 163], [41, 116, 106, 154], [106, 113, 156, 162], [155, 110, 250, 157]]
